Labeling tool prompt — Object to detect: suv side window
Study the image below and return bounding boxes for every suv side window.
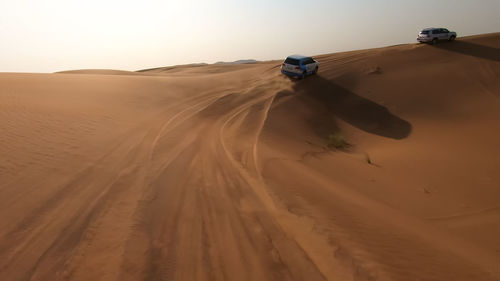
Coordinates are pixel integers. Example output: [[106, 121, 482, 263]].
[[443, 29, 449, 33], [432, 29, 439, 34]]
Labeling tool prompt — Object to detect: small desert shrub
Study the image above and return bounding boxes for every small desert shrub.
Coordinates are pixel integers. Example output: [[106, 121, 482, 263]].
[[365, 153, 372, 165], [367, 66, 382, 75], [327, 132, 349, 149]]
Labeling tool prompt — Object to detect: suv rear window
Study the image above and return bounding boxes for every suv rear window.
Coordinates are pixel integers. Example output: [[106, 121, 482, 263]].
[[284, 58, 300, 65], [302, 58, 314, 65]]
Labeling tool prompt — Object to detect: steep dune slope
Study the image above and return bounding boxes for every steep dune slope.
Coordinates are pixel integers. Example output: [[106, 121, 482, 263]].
[[0, 33, 499, 281], [259, 33, 500, 280]]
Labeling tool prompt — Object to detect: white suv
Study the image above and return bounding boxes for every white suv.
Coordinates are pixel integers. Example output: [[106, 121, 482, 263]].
[[417, 28, 457, 44], [281, 55, 319, 78]]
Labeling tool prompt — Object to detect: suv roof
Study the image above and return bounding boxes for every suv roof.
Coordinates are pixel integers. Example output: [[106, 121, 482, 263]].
[[287, 55, 309, 60], [422, 27, 449, 31]]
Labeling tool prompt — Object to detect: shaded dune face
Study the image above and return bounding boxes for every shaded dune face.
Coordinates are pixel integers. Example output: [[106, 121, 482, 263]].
[[1, 33, 500, 281], [292, 76, 412, 139], [433, 40, 500, 61]]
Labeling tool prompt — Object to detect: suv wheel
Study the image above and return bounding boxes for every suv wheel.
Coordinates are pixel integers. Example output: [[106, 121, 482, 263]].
[[313, 66, 318, 75], [431, 38, 438, 45], [302, 71, 307, 79], [448, 35, 456, 41]]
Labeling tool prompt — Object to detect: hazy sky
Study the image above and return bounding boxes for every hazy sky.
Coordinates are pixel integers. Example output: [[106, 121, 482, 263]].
[[1, 0, 499, 73]]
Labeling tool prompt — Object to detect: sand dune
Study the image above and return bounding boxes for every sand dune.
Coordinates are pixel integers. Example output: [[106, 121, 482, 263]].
[[1, 33, 499, 281]]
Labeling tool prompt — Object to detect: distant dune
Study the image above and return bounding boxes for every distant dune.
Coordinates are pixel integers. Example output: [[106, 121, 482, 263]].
[[1, 33, 499, 281], [135, 63, 209, 73], [214, 59, 259, 64], [57, 69, 146, 76]]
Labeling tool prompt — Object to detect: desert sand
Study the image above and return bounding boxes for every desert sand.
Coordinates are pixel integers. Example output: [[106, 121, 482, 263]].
[[1, 33, 500, 281]]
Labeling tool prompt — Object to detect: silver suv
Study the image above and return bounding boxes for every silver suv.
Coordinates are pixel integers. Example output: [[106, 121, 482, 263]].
[[281, 55, 319, 78], [417, 28, 457, 44]]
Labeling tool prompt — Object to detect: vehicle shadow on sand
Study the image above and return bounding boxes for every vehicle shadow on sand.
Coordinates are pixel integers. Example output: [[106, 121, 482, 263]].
[[292, 76, 412, 140], [433, 40, 500, 62]]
